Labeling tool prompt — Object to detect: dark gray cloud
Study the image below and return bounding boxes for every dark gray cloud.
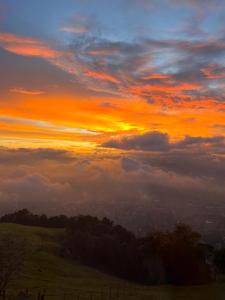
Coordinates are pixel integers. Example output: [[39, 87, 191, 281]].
[[103, 131, 170, 151], [176, 136, 225, 147], [102, 131, 225, 152], [139, 150, 225, 181]]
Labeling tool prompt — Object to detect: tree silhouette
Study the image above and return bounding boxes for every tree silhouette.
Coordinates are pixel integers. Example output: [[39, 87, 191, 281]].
[[143, 224, 212, 284]]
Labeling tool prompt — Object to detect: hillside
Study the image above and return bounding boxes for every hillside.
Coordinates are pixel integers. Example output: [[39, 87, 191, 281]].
[[0, 223, 225, 300]]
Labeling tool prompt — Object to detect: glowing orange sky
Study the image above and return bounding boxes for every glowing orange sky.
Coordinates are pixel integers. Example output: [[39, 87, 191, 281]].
[[0, 2, 225, 150], [1, 90, 224, 150]]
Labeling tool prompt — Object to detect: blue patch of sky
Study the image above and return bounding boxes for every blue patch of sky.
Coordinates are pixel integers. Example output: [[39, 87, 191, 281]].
[[1, 0, 222, 45]]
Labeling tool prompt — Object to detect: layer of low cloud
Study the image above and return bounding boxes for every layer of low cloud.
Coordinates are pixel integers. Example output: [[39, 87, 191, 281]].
[[0, 144, 224, 242]]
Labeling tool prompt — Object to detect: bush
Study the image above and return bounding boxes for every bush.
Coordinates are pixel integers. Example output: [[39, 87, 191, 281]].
[[140, 224, 212, 285]]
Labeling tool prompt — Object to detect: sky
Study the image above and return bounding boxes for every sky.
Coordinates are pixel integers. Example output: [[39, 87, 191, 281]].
[[0, 0, 225, 238]]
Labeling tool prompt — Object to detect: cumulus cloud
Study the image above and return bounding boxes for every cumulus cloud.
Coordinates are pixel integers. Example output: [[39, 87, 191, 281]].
[[103, 132, 170, 151], [102, 131, 225, 152], [176, 135, 225, 147]]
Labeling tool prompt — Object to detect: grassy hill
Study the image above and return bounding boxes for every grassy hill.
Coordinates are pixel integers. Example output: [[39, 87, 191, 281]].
[[0, 223, 225, 300]]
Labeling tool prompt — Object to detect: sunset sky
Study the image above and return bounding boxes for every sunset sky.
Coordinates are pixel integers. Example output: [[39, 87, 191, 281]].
[[0, 0, 225, 234], [0, 0, 225, 149]]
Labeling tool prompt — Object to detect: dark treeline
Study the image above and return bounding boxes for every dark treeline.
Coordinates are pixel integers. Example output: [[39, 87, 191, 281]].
[[63, 216, 212, 285], [0, 209, 70, 228], [1, 209, 225, 285]]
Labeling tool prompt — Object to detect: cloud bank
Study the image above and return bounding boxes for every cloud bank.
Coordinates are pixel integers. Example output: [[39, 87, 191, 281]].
[[0, 143, 224, 243]]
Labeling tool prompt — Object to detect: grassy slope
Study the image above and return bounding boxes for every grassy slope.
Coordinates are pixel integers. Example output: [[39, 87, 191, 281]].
[[0, 223, 224, 300]]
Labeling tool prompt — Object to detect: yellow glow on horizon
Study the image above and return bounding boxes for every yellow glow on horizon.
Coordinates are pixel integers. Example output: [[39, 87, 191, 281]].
[[0, 91, 224, 150]]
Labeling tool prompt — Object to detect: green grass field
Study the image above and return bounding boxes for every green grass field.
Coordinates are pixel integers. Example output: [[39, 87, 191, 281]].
[[0, 223, 224, 300]]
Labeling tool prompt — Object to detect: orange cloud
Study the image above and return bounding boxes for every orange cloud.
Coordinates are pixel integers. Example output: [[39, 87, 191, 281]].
[[143, 74, 171, 80], [86, 70, 119, 84], [87, 49, 120, 57], [0, 32, 61, 58], [10, 87, 45, 95], [130, 82, 201, 96], [201, 64, 225, 79]]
